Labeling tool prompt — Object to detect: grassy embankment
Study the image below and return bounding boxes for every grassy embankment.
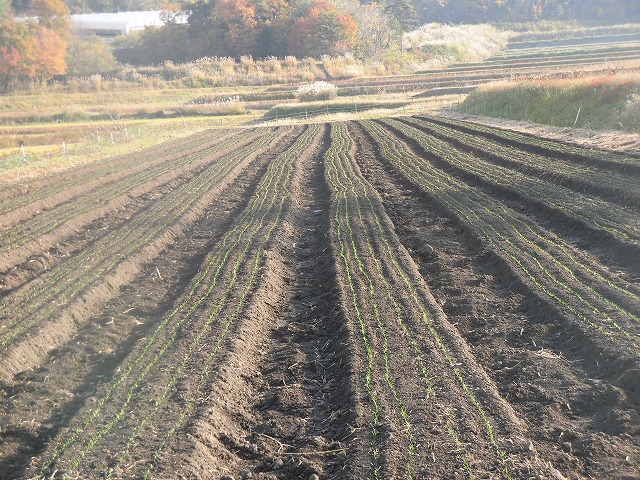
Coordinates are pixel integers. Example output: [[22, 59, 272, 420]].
[[460, 73, 640, 132]]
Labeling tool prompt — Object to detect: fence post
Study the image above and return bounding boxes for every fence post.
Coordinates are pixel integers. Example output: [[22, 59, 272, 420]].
[[573, 106, 581, 128], [20, 144, 26, 163], [305, 108, 308, 120], [110, 132, 115, 146], [63, 141, 67, 156]]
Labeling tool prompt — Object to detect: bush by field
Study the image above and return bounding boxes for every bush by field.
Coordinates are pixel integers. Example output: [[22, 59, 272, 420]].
[[296, 82, 338, 102]]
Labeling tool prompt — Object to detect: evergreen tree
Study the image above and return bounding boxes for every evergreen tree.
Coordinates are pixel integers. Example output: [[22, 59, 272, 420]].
[[384, 0, 417, 32], [384, 0, 416, 51]]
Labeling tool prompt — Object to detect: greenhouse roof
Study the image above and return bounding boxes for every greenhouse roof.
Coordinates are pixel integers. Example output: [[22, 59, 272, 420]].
[[69, 11, 186, 35]]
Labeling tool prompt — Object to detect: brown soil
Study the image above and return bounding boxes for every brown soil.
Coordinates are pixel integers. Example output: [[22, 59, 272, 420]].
[[0, 116, 638, 480]]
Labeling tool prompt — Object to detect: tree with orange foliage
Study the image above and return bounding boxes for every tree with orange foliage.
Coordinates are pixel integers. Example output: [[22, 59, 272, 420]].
[[287, 0, 357, 58], [0, 0, 69, 90], [29, 0, 71, 37], [31, 24, 68, 82], [28, 0, 70, 83], [214, 0, 259, 57], [0, 20, 34, 89]]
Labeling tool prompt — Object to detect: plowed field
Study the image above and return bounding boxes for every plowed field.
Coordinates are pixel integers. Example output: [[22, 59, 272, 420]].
[[1, 117, 639, 480]]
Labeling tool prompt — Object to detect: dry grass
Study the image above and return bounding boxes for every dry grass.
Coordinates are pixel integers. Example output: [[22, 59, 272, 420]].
[[462, 72, 640, 131]]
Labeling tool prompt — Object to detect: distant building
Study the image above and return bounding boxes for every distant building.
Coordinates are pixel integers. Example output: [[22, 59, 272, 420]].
[[16, 11, 187, 37], [71, 11, 186, 37]]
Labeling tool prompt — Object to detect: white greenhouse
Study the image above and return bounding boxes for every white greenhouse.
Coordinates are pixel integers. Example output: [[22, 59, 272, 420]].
[[70, 11, 186, 37], [16, 11, 186, 37]]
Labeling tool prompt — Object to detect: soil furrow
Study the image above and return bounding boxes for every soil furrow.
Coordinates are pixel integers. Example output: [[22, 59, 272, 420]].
[[0, 127, 294, 382], [149, 123, 360, 480], [349, 120, 640, 480], [358, 119, 640, 404], [385, 118, 640, 276], [406, 116, 640, 209]]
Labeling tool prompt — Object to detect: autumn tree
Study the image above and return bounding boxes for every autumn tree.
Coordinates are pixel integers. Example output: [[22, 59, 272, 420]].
[[287, 0, 357, 58], [29, 0, 71, 36], [214, 0, 259, 57], [0, 20, 33, 89], [31, 24, 67, 81]]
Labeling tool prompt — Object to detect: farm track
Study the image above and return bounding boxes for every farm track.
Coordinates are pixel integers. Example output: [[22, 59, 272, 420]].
[[1, 116, 639, 479]]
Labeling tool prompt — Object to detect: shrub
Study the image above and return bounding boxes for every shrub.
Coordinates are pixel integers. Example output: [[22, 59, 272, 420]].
[[296, 81, 338, 102]]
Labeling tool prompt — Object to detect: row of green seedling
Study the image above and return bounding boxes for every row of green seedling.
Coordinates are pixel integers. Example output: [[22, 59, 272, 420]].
[[410, 117, 640, 207], [136, 125, 324, 479], [422, 115, 640, 173], [331, 123, 479, 477], [0, 130, 247, 251], [363, 119, 640, 353], [328, 123, 498, 478], [0, 128, 235, 216], [401, 118, 640, 247], [0, 128, 284, 352], [37, 124, 319, 478], [384, 118, 640, 325], [343, 122, 512, 478]]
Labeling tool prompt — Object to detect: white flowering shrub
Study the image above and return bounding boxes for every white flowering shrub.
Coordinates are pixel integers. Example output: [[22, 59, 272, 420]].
[[404, 23, 510, 63], [296, 81, 338, 102]]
